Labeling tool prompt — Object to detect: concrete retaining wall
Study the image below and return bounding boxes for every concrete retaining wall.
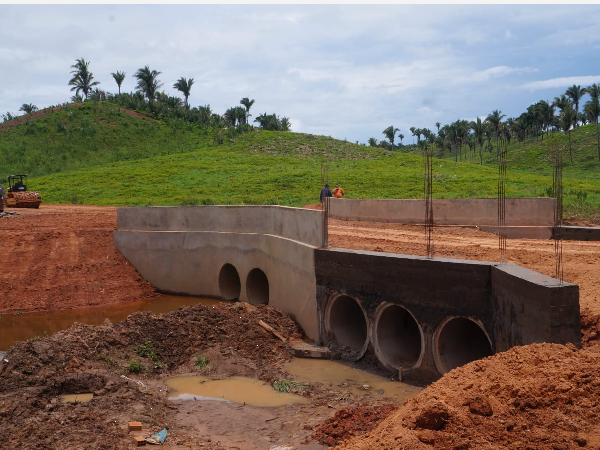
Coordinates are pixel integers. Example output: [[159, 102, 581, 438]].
[[115, 206, 323, 340], [117, 205, 324, 248], [329, 198, 555, 226]]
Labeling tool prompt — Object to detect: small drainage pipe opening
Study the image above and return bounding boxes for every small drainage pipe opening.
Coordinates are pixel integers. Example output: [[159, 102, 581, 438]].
[[246, 268, 269, 305], [219, 263, 241, 301], [434, 317, 493, 374], [325, 294, 368, 360], [373, 303, 423, 372]]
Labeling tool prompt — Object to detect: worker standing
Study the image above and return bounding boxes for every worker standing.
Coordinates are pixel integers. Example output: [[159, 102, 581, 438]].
[[320, 184, 332, 203], [332, 184, 345, 198]]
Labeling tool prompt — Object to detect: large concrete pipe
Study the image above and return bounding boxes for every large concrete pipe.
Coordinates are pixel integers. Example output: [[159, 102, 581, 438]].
[[433, 316, 493, 374], [246, 268, 269, 305], [218, 263, 241, 301], [372, 302, 424, 373], [324, 294, 369, 360]]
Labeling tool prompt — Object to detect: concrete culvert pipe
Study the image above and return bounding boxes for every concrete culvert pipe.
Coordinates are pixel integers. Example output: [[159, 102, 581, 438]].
[[433, 316, 493, 375], [372, 303, 423, 372], [219, 263, 241, 301], [246, 268, 269, 305], [325, 294, 369, 360]]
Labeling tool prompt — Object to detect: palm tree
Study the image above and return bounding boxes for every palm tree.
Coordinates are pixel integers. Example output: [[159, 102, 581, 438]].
[[134, 66, 163, 102], [197, 104, 212, 125], [584, 98, 600, 162], [471, 117, 485, 165], [368, 137, 378, 147], [398, 133, 404, 145], [173, 77, 194, 109], [280, 117, 291, 131], [561, 106, 575, 163], [382, 125, 399, 150], [111, 71, 126, 95], [565, 84, 587, 127], [485, 109, 505, 158], [224, 106, 247, 127], [553, 94, 571, 113], [68, 58, 100, 100], [588, 83, 600, 102], [19, 103, 38, 114], [240, 98, 255, 122]]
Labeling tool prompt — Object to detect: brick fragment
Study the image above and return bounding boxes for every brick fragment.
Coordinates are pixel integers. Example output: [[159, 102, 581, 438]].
[[128, 421, 143, 432]]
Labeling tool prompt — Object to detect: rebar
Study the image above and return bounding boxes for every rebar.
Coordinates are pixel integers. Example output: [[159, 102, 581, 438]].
[[552, 143, 564, 284], [322, 195, 329, 248], [321, 162, 330, 248], [423, 146, 434, 258], [497, 142, 507, 263]]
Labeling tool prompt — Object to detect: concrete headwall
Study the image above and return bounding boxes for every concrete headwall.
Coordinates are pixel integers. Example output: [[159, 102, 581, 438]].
[[115, 206, 323, 340], [315, 248, 579, 383], [491, 264, 580, 351], [329, 198, 555, 226]]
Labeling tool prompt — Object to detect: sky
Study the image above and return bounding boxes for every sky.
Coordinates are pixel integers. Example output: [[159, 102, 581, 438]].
[[1, 3, 600, 144]]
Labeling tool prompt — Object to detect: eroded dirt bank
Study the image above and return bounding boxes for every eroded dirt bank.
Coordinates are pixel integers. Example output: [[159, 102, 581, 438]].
[[0, 205, 157, 314]]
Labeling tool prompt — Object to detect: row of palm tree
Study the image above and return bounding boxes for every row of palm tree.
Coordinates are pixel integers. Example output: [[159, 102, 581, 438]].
[[370, 83, 600, 163], [62, 58, 291, 133]]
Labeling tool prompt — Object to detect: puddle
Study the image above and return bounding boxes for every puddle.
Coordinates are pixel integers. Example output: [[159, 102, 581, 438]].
[[51, 393, 94, 404], [284, 358, 422, 404], [0, 295, 222, 350], [165, 376, 309, 407]]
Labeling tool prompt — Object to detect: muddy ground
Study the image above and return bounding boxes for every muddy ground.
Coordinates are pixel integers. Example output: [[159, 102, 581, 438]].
[[2, 205, 600, 449]]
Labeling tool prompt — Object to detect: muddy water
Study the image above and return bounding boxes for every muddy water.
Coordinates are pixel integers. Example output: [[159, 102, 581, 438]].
[[284, 358, 423, 404], [0, 295, 222, 350], [51, 393, 94, 404], [165, 376, 309, 407]]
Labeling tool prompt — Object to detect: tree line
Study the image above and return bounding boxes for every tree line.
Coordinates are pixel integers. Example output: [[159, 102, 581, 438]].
[[370, 83, 600, 163], [4, 58, 291, 133]]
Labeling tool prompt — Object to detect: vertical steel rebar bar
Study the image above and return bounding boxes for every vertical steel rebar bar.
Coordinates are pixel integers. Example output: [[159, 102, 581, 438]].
[[552, 143, 564, 284], [424, 146, 434, 258], [498, 142, 507, 263]]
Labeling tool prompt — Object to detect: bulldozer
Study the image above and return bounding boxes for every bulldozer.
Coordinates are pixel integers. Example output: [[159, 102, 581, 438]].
[[4, 174, 42, 209]]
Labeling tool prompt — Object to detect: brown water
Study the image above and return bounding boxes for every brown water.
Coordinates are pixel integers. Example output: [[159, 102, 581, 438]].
[[51, 393, 94, 404], [0, 295, 222, 350], [165, 376, 309, 407], [284, 358, 422, 404]]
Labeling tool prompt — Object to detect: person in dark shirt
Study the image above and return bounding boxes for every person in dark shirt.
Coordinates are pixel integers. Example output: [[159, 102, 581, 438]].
[[320, 184, 332, 203]]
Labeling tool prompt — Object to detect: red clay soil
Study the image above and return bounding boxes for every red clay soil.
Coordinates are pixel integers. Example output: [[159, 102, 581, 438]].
[[338, 343, 600, 450], [0, 205, 157, 314], [311, 404, 397, 447]]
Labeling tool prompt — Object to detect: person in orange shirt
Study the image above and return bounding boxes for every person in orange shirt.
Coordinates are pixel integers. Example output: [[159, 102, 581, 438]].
[[332, 184, 345, 198]]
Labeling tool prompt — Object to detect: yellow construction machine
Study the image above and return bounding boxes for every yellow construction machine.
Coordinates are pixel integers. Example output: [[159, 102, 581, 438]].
[[4, 174, 42, 209]]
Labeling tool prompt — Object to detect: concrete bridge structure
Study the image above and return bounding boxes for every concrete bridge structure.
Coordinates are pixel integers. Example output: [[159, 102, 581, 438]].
[[114, 202, 581, 383]]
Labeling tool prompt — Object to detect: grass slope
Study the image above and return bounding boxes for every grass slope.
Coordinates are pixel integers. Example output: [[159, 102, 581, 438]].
[[1, 102, 599, 220]]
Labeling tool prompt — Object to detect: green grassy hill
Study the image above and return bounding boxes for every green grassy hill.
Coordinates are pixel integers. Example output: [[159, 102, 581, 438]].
[[1, 102, 599, 221]]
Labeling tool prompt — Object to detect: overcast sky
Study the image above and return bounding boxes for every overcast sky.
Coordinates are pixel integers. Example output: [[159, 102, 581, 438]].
[[2, 3, 600, 144]]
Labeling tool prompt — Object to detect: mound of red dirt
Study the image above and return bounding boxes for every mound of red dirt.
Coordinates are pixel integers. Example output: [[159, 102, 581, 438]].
[[338, 343, 600, 450]]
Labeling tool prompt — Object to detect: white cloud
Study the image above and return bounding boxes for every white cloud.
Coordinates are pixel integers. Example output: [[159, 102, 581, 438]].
[[522, 76, 600, 90]]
